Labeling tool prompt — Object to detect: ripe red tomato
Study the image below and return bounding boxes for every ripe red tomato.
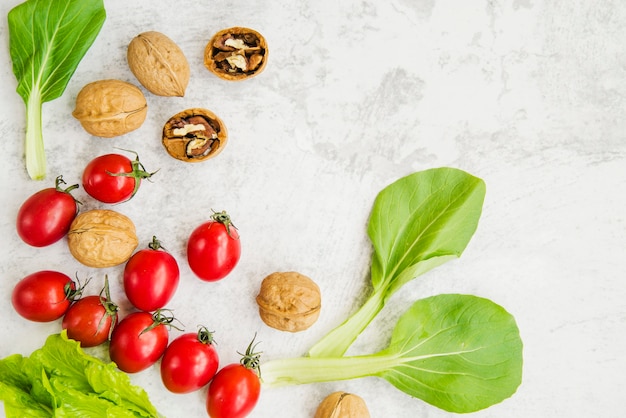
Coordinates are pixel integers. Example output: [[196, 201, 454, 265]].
[[82, 151, 156, 204], [16, 176, 79, 247], [62, 276, 118, 347], [11, 270, 77, 322], [62, 295, 119, 347], [207, 364, 261, 418], [206, 337, 261, 418], [160, 327, 219, 393], [187, 211, 241, 281], [124, 236, 180, 312], [109, 311, 172, 373]]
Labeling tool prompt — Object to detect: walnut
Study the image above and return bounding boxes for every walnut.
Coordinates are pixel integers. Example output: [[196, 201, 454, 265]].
[[255, 271, 321, 332], [314, 392, 371, 418], [204, 27, 268, 81], [127, 31, 190, 97], [67, 209, 138, 268], [72, 79, 147, 138], [162, 108, 228, 162]]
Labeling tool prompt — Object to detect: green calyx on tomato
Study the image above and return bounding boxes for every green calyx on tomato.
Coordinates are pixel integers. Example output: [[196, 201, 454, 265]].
[[65, 273, 90, 302], [238, 334, 262, 376], [140, 309, 184, 335], [198, 326, 216, 345], [54, 175, 82, 203], [211, 209, 238, 238], [106, 149, 158, 201], [98, 276, 120, 340], [147, 235, 166, 251]]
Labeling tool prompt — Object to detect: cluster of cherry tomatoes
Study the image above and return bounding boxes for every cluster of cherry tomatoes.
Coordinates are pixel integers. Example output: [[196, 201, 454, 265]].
[[11, 150, 261, 418]]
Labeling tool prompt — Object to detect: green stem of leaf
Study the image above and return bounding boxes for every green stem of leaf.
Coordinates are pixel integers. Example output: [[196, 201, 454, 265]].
[[262, 353, 394, 388], [307, 287, 386, 358], [25, 92, 45, 180]]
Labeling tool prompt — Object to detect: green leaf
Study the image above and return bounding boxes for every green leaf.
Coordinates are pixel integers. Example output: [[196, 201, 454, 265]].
[[308, 168, 486, 357], [8, 0, 106, 179], [263, 294, 523, 414], [0, 355, 51, 417], [380, 294, 523, 413], [0, 332, 160, 417], [368, 167, 486, 295]]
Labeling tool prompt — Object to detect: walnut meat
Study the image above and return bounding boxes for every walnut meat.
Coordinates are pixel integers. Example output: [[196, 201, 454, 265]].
[[162, 108, 228, 162], [72, 79, 147, 138], [127, 31, 190, 97], [204, 27, 268, 81], [67, 209, 138, 268], [256, 271, 321, 332], [314, 392, 371, 418]]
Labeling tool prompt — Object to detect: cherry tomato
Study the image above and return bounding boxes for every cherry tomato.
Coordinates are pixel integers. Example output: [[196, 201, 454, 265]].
[[187, 210, 241, 281], [109, 310, 174, 373], [206, 337, 261, 418], [160, 327, 219, 393], [62, 276, 119, 347], [82, 151, 156, 204], [16, 176, 79, 247], [11, 270, 79, 322], [124, 236, 180, 312]]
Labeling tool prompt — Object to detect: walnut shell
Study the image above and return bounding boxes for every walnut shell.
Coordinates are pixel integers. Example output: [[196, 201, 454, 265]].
[[162, 108, 228, 162], [127, 31, 190, 96], [314, 392, 371, 418], [204, 27, 268, 81], [256, 271, 321, 332], [72, 79, 147, 138], [67, 209, 138, 268]]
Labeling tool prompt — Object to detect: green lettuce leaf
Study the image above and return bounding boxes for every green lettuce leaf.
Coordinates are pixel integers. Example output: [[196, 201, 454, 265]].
[[0, 332, 160, 417]]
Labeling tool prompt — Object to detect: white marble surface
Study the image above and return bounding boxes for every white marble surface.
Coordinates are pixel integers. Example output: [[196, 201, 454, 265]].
[[1, 0, 625, 417]]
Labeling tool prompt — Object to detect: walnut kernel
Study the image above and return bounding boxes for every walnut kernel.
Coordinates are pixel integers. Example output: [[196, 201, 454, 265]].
[[162, 108, 228, 162], [204, 27, 268, 81], [314, 392, 371, 418], [72, 79, 147, 138], [67, 209, 138, 268], [127, 31, 190, 97], [256, 271, 321, 332]]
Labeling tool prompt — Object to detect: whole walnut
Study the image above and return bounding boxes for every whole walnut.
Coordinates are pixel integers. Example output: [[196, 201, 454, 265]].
[[256, 271, 321, 332], [67, 209, 138, 268], [72, 79, 147, 138], [127, 31, 190, 97], [314, 392, 371, 418]]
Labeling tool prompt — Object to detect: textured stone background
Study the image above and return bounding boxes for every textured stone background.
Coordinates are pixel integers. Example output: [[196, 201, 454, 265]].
[[1, 0, 624, 417]]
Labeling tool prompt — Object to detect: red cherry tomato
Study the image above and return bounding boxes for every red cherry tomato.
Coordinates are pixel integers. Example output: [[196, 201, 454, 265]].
[[62, 276, 119, 347], [82, 151, 155, 204], [187, 211, 241, 281], [160, 327, 219, 393], [16, 176, 79, 247], [124, 236, 179, 312], [206, 337, 261, 418], [11, 270, 78, 322], [109, 311, 173, 373]]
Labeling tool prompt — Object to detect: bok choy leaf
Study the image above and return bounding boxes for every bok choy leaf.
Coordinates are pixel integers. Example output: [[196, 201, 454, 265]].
[[308, 167, 486, 357], [263, 294, 523, 413], [8, 0, 106, 180]]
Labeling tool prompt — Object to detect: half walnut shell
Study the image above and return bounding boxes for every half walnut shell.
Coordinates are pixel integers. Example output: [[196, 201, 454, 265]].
[[162, 108, 228, 162], [204, 27, 268, 81]]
